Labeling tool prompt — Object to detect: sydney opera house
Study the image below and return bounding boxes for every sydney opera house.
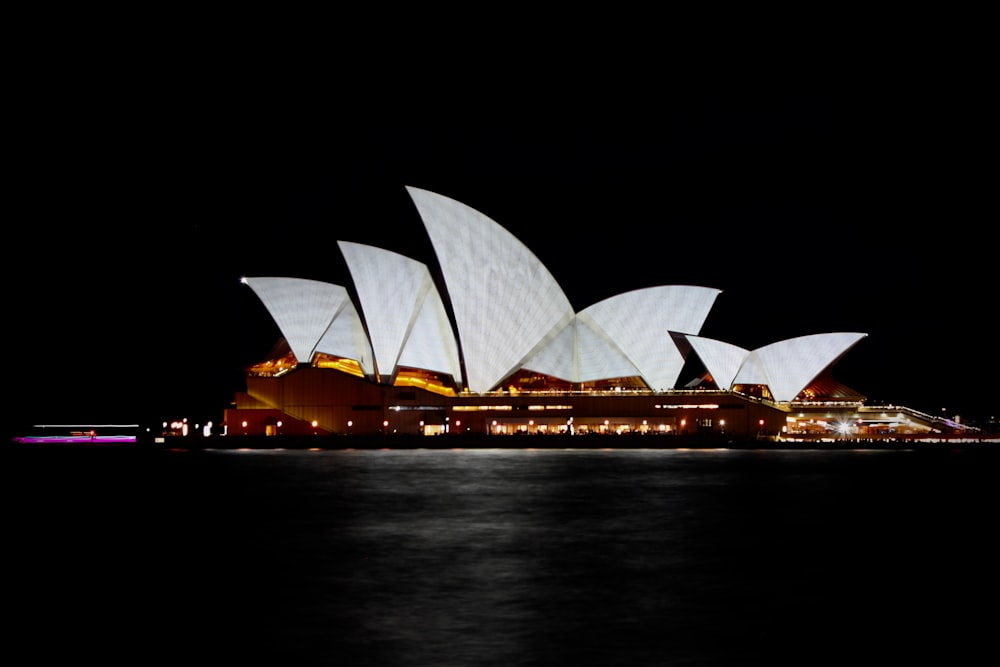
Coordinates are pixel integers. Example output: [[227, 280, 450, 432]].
[[223, 186, 962, 442]]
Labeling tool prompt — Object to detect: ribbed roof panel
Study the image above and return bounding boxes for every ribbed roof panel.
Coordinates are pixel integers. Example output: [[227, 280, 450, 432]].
[[580, 285, 721, 391], [521, 317, 640, 383], [684, 336, 751, 390], [406, 186, 575, 394], [339, 241, 423, 377], [749, 332, 868, 402], [398, 285, 463, 383], [733, 352, 769, 386], [574, 317, 642, 382], [338, 241, 461, 383], [520, 319, 576, 381], [243, 277, 347, 366], [314, 298, 376, 376]]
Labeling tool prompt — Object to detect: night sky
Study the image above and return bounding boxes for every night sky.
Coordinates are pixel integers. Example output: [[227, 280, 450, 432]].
[[8, 91, 996, 437]]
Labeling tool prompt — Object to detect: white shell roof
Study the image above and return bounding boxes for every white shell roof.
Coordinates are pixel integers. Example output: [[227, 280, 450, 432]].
[[243, 277, 371, 367], [313, 297, 376, 376], [406, 185, 575, 394], [733, 332, 868, 402], [520, 317, 640, 383], [578, 286, 721, 391], [684, 336, 751, 390], [732, 352, 769, 386], [338, 241, 462, 384]]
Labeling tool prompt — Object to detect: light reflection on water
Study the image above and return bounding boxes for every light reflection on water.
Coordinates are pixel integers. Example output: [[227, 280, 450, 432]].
[[182, 448, 994, 665], [6, 447, 996, 666]]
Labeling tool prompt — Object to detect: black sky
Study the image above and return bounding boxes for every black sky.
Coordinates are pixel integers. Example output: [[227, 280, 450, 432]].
[[8, 90, 996, 437]]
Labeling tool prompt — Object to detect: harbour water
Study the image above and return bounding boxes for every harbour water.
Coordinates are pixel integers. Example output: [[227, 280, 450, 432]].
[[4, 444, 996, 665]]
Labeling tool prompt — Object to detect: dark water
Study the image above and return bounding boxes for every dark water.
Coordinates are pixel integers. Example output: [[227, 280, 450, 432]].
[[4, 445, 997, 665]]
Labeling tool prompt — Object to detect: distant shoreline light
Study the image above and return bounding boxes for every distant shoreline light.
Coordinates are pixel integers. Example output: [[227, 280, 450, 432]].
[[12, 435, 138, 444], [30, 424, 140, 428], [14, 424, 140, 445]]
